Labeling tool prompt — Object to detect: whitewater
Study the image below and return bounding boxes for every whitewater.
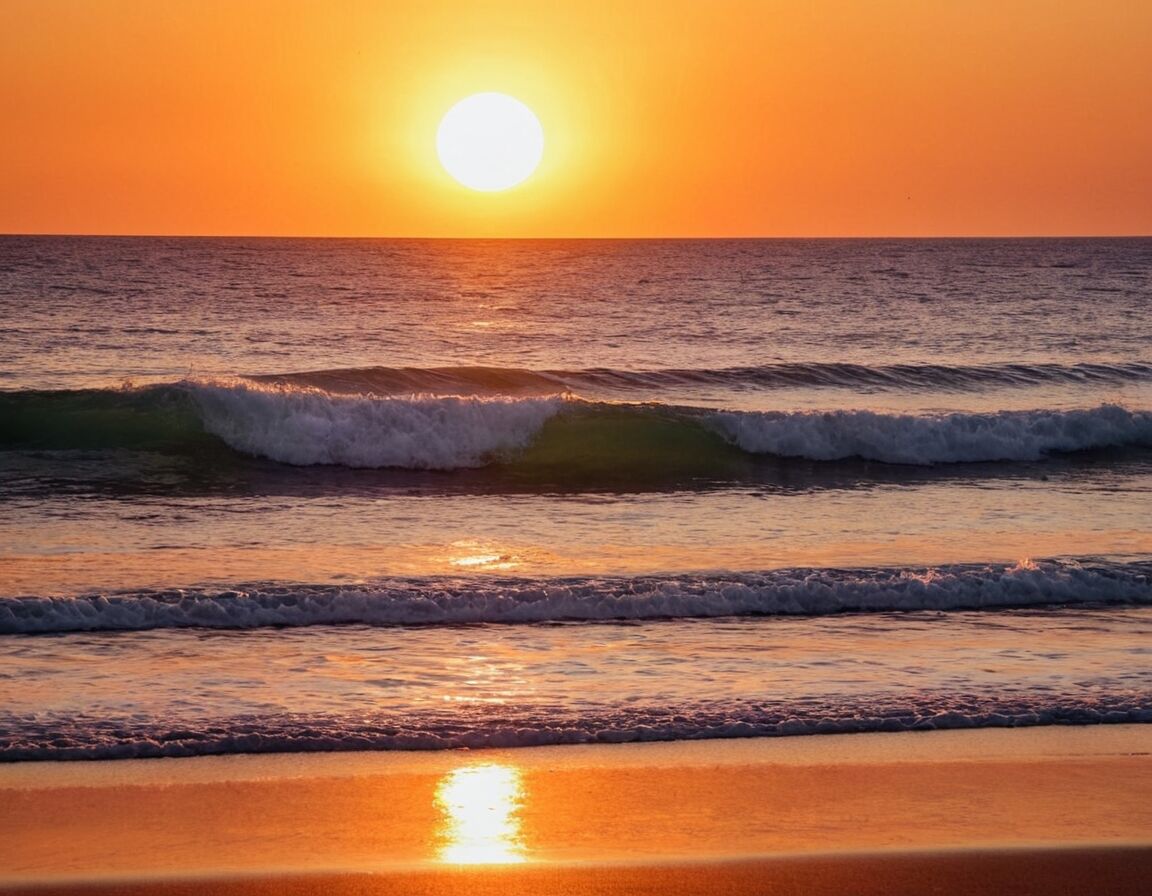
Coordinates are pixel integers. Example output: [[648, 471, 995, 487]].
[[2, 235, 1150, 760]]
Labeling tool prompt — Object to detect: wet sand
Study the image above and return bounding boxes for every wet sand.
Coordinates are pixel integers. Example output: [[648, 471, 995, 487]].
[[2, 726, 1150, 894]]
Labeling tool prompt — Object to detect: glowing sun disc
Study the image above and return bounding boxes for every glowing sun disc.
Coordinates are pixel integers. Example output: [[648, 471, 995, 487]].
[[436, 93, 544, 192]]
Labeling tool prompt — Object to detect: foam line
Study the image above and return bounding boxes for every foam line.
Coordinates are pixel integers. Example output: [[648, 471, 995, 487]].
[[4, 560, 1149, 634]]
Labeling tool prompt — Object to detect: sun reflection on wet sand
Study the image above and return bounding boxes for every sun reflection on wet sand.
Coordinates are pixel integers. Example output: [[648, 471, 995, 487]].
[[435, 764, 528, 864]]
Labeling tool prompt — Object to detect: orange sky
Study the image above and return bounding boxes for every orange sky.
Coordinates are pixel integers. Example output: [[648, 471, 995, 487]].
[[2, 1, 1150, 237]]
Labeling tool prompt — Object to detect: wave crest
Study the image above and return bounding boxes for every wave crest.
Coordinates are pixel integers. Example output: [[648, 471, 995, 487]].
[[710, 404, 1152, 464], [190, 380, 562, 469]]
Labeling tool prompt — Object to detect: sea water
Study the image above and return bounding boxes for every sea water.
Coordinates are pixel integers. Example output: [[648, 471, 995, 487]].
[[1, 236, 1150, 759]]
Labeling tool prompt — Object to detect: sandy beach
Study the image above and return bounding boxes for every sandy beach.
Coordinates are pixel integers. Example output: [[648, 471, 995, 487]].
[[3, 726, 1150, 894]]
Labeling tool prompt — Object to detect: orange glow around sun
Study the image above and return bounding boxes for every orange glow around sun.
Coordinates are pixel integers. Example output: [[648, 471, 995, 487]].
[[0, 0, 1150, 237]]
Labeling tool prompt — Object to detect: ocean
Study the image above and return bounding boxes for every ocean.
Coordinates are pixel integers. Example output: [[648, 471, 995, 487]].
[[1, 235, 1150, 760]]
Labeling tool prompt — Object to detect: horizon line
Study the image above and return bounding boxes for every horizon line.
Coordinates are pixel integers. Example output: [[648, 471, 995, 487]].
[[3, 232, 1151, 241]]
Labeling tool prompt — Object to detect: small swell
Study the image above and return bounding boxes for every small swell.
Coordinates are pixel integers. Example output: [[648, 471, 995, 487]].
[[273, 361, 1152, 396], [4, 560, 1150, 634]]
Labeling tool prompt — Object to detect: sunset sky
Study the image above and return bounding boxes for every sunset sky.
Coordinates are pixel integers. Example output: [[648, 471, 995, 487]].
[[2, 0, 1150, 238]]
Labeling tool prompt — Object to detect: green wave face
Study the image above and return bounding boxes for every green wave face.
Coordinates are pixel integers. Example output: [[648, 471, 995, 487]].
[[509, 404, 753, 481], [0, 386, 210, 451]]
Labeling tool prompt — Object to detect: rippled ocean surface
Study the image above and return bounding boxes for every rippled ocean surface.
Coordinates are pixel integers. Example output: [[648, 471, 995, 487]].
[[2, 236, 1150, 760]]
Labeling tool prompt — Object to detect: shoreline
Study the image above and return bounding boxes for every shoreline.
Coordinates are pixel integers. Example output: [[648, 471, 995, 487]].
[[3, 726, 1150, 892], [7, 846, 1152, 896], [2, 721, 1150, 785]]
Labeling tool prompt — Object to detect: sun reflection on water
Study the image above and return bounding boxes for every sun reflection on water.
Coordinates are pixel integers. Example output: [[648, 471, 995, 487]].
[[447, 540, 522, 571], [435, 764, 528, 864]]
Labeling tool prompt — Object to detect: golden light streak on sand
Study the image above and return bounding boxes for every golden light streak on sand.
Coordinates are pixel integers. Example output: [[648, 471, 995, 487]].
[[435, 764, 528, 864]]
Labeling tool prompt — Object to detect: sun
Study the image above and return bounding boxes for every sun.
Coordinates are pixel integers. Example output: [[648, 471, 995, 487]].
[[436, 93, 544, 192]]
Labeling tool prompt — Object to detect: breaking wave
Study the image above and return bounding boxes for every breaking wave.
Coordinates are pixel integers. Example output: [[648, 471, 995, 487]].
[[2, 378, 1151, 470], [709, 404, 1152, 464]]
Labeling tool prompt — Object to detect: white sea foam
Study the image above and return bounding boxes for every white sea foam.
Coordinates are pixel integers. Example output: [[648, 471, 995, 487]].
[[708, 404, 1152, 464], [4, 561, 1148, 634], [186, 379, 563, 468], [4, 699, 1150, 761]]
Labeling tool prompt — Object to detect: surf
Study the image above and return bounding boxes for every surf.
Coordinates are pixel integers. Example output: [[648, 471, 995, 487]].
[[3, 378, 1151, 472]]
